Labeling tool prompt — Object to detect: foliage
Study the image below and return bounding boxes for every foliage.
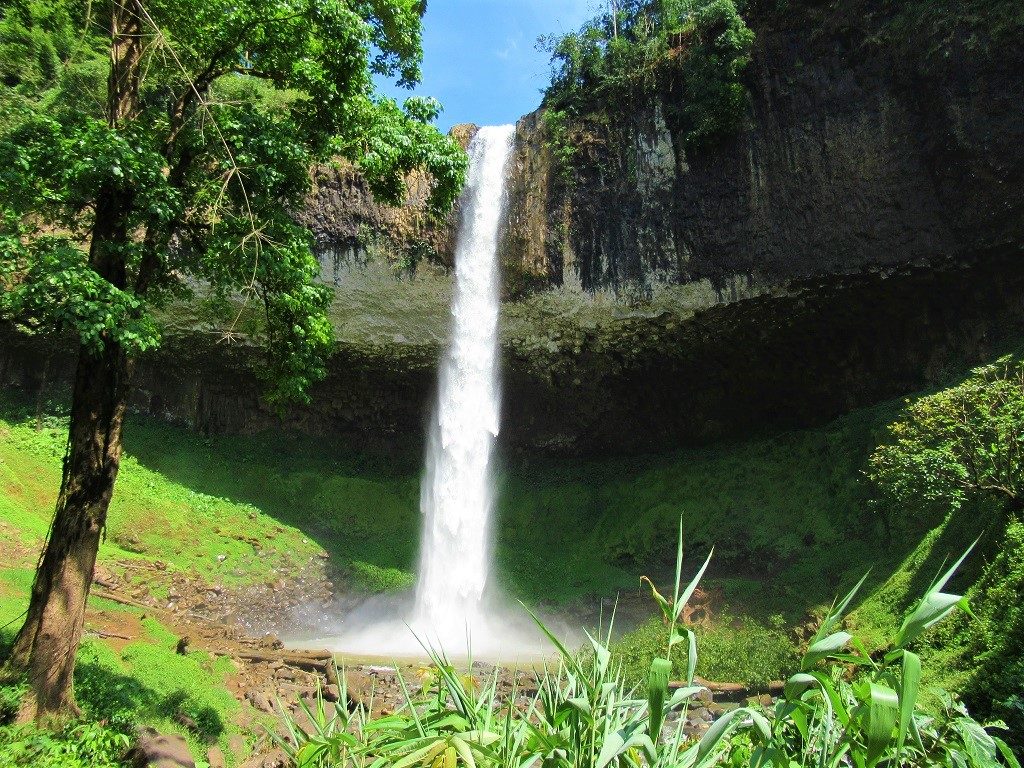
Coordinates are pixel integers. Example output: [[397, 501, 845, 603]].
[[0, 611, 244, 763], [867, 356, 1024, 530], [670, 0, 756, 147], [925, 518, 1024, 753], [612, 613, 796, 687], [539, 0, 755, 156], [0, 720, 130, 767], [0, 0, 466, 404], [75, 639, 239, 744], [542, 109, 579, 186], [0, 679, 27, 723], [273, 528, 1014, 768], [834, 0, 1024, 64], [713, 543, 1023, 768]]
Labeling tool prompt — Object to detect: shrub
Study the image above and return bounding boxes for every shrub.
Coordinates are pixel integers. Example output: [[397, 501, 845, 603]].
[[867, 356, 1024, 530], [612, 613, 796, 687], [0, 721, 130, 768]]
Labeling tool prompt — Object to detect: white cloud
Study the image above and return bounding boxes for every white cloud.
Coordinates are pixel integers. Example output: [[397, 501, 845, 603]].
[[496, 35, 520, 60]]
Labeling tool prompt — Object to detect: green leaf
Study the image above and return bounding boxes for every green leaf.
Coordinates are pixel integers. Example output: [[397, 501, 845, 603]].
[[648, 657, 671, 742], [862, 682, 899, 767], [896, 540, 977, 647], [896, 650, 921, 759], [696, 708, 751, 764], [675, 549, 714, 624], [801, 631, 852, 671]]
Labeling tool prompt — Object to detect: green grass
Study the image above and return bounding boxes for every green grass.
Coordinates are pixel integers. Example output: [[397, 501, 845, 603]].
[[0, 384, 906, 610], [0, 608, 251, 766], [2, 351, 1023, 745], [611, 613, 797, 687]]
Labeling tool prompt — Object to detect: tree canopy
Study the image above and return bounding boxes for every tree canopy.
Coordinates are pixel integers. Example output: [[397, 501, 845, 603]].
[[538, 0, 754, 148], [0, 0, 467, 403]]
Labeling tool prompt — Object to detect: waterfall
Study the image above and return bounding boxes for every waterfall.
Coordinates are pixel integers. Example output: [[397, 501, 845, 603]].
[[412, 125, 515, 647], [305, 125, 552, 659]]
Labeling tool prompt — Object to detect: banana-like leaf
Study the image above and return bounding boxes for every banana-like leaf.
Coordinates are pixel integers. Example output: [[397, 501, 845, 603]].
[[896, 592, 970, 648], [750, 711, 772, 742], [784, 672, 818, 700], [696, 708, 751, 764], [566, 696, 592, 716], [667, 685, 705, 709], [596, 726, 653, 768], [451, 736, 477, 768], [778, 701, 809, 742], [896, 649, 921, 760], [685, 628, 697, 686], [895, 539, 978, 648]]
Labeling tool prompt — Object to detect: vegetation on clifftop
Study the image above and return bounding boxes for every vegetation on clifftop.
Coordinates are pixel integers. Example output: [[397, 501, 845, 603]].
[[537, 0, 754, 181]]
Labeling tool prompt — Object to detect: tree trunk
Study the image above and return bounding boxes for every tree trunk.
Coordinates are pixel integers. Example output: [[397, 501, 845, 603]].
[[5, 343, 134, 721], [0, 0, 146, 723]]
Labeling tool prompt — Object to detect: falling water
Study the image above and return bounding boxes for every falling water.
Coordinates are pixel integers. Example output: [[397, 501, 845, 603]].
[[412, 125, 515, 647], [301, 125, 555, 658]]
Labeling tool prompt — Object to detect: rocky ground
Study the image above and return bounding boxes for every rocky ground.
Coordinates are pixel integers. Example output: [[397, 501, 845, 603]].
[[82, 563, 773, 768]]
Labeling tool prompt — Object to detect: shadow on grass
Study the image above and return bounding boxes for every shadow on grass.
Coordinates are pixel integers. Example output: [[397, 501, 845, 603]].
[[74, 656, 225, 743]]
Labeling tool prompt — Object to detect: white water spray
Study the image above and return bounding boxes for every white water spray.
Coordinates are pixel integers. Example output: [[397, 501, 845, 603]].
[[413, 125, 514, 641]]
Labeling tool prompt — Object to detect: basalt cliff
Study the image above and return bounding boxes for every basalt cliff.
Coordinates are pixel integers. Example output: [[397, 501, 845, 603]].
[[4, 2, 1024, 455]]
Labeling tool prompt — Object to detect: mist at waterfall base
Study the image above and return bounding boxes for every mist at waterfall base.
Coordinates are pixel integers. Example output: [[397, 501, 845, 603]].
[[294, 126, 563, 661]]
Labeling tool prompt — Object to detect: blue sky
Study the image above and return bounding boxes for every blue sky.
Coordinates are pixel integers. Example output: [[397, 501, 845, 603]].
[[378, 0, 597, 132]]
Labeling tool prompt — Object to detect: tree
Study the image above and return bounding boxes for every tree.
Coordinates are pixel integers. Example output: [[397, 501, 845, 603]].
[[867, 356, 1024, 529], [0, 0, 466, 720]]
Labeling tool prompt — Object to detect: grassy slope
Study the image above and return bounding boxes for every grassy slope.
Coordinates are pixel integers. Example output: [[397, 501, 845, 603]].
[[0, 386, 904, 694], [2, 355, 1020, 728], [1, 388, 901, 610]]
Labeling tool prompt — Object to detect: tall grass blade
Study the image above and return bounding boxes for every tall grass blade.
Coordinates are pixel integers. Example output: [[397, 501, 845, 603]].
[[696, 708, 752, 764], [675, 549, 714, 624], [813, 572, 869, 645], [801, 631, 852, 671], [896, 539, 977, 648]]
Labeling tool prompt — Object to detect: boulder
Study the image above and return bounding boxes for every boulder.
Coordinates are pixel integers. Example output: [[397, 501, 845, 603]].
[[126, 727, 195, 768]]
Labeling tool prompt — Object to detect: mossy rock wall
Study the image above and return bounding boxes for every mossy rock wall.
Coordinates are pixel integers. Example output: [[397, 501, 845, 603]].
[[4, 245, 1023, 456]]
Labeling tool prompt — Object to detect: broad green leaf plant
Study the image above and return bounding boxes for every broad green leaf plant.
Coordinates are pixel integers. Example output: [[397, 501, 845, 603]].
[[276, 524, 1016, 768]]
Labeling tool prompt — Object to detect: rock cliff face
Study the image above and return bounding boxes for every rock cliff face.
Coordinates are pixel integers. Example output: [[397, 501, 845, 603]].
[[500, 6, 1024, 295], [3, 4, 1023, 456]]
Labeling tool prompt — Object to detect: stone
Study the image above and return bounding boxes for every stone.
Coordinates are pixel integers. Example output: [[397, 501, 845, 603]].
[[244, 688, 275, 714], [207, 746, 226, 768], [322, 684, 341, 702], [126, 727, 195, 768], [240, 748, 288, 768]]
